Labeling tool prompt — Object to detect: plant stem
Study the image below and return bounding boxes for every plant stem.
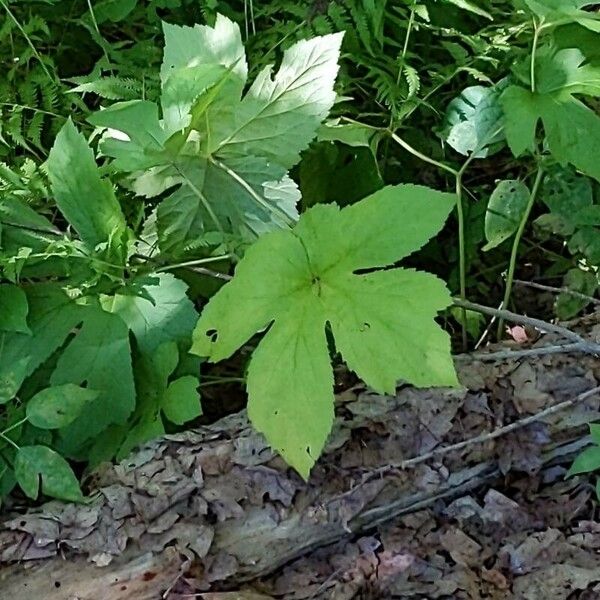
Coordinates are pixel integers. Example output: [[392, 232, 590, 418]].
[[1, 418, 27, 437], [530, 18, 543, 93], [497, 166, 544, 338], [389, 132, 458, 177], [0, 431, 20, 451], [390, 0, 417, 128], [155, 254, 233, 273]]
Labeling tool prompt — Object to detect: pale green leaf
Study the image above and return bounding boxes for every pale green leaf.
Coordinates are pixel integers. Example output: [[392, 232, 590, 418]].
[[89, 16, 342, 255], [45, 120, 128, 255], [160, 15, 247, 87], [444, 85, 505, 157], [0, 284, 30, 333], [210, 32, 344, 170], [161, 375, 201, 425], [161, 64, 230, 134], [100, 274, 198, 354], [191, 185, 457, 477], [89, 100, 167, 170], [484, 180, 530, 250], [27, 384, 99, 429], [247, 305, 333, 478], [14, 445, 83, 502]]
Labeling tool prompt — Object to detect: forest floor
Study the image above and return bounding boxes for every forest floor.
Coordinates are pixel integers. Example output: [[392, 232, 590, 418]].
[[2, 312, 600, 599]]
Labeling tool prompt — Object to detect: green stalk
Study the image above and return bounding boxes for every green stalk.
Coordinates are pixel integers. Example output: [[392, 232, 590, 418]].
[[155, 254, 233, 273], [389, 133, 458, 177], [497, 166, 544, 338], [530, 17, 543, 93]]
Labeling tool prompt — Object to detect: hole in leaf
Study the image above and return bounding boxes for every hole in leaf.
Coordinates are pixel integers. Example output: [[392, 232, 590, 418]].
[[206, 329, 218, 342], [360, 322, 371, 332]]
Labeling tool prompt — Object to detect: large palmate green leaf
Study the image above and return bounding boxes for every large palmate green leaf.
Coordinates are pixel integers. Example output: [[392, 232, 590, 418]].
[[191, 185, 458, 478], [502, 48, 600, 181], [88, 15, 343, 256]]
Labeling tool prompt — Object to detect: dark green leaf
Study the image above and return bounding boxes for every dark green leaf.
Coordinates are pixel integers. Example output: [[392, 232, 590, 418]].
[[0, 284, 30, 334]]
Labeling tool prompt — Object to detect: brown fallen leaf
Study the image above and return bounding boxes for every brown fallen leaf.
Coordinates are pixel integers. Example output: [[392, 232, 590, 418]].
[[439, 527, 482, 567]]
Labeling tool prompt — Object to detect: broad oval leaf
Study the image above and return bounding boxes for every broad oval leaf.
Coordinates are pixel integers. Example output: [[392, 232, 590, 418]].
[[568, 445, 600, 477], [191, 185, 458, 478], [483, 179, 530, 251], [26, 384, 99, 429], [161, 375, 201, 425], [14, 445, 83, 502]]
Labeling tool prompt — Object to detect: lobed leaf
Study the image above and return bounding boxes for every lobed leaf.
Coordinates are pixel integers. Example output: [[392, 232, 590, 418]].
[[191, 185, 458, 477]]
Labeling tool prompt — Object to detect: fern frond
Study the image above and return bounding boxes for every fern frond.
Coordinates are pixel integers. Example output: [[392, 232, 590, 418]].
[[403, 64, 420, 99], [69, 76, 143, 100]]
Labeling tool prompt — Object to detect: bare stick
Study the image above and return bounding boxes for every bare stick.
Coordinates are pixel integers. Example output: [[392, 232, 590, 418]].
[[453, 299, 600, 352], [397, 384, 600, 469], [334, 385, 600, 501], [455, 342, 590, 362], [514, 279, 600, 306]]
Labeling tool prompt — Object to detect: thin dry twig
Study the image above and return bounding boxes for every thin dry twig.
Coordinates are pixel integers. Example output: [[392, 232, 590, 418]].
[[454, 299, 600, 354], [455, 342, 589, 362], [514, 279, 600, 306], [333, 385, 600, 502], [397, 384, 600, 469]]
